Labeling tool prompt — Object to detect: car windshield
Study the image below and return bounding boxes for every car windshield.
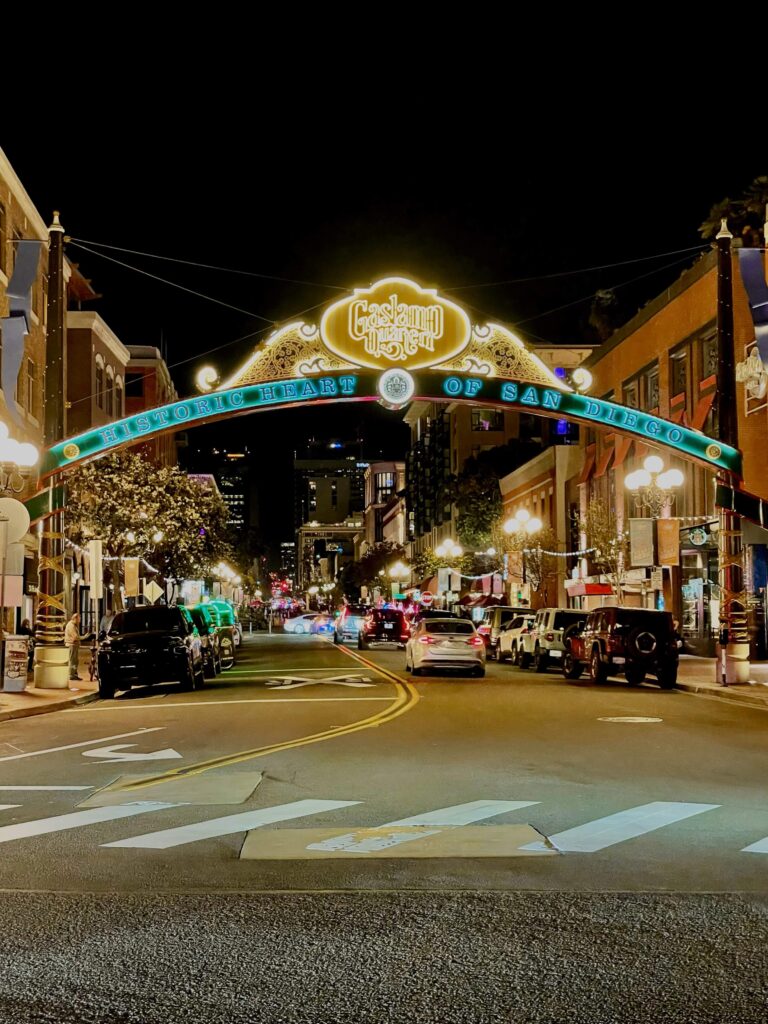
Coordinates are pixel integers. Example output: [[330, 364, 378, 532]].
[[372, 611, 403, 623], [554, 611, 586, 629], [424, 621, 475, 634], [110, 608, 182, 634], [188, 609, 210, 633], [614, 610, 671, 634], [344, 606, 368, 617]]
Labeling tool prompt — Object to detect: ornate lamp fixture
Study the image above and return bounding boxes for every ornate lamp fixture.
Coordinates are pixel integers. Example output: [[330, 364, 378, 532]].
[[624, 455, 684, 517], [435, 539, 463, 559], [502, 508, 543, 537], [0, 422, 38, 494]]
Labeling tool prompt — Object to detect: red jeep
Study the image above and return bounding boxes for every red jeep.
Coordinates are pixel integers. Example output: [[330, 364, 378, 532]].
[[563, 606, 678, 689]]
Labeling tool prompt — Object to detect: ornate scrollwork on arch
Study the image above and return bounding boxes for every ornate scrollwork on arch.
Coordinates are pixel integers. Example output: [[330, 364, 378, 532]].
[[221, 323, 356, 388], [436, 324, 568, 389]]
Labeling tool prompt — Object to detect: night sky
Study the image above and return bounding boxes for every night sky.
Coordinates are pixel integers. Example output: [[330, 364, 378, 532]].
[[4, 119, 762, 555]]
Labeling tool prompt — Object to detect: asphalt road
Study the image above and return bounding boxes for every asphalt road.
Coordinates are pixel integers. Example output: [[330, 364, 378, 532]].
[[0, 633, 767, 1022]]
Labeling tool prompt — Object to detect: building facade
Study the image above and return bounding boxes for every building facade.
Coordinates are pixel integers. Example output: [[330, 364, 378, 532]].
[[66, 311, 130, 436], [124, 345, 179, 467]]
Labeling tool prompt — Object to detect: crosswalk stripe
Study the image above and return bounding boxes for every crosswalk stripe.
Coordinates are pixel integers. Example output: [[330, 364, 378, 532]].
[[741, 836, 768, 854], [0, 805, 21, 812], [306, 800, 538, 853], [0, 802, 179, 844], [102, 799, 360, 850], [385, 799, 537, 827], [519, 801, 720, 853]]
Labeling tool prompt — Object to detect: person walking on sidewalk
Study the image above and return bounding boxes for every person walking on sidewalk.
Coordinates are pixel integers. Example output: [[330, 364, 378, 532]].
[[65, 612, 83, 681]]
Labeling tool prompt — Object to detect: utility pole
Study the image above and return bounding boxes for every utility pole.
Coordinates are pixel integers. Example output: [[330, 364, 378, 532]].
[[715, 220, 750, 684], [34, 212, 70, 688]]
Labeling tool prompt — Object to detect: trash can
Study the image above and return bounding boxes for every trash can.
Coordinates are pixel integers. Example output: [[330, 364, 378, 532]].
[[3, 635, 31, 692]]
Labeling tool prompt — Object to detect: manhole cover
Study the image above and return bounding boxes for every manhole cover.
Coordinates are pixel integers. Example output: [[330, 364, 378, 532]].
[[597, 716, 663, 723]]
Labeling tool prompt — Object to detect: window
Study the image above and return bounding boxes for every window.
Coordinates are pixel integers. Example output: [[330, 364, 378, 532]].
[[26, 359, 35, 413], [622, 380, 639, 409], [125, 372, 144, 398], [644, 365, 659, 410], [700, 330, 718, 380], [471, 408, 504, 431], [331, 481, 338, 508], [115, 377, 124, 417], [308, 480, 317, 513], [374, 472, 395, 503], [95, 363, 104, 408], [106, 368, 114, 417], [670, 347, 689, 399], [374, 508, 385, 542]]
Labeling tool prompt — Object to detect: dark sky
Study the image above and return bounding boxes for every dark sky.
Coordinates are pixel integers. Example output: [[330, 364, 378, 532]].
[[3, 119, 762, 554]]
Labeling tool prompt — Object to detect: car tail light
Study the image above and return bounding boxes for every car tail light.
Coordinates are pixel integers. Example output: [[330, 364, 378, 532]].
[[466, 635, 484, 647], [419, 636, 437, 645], [400, 633, 410, 641], [521, 626, 530, 634], [545, 632, 554, 642]]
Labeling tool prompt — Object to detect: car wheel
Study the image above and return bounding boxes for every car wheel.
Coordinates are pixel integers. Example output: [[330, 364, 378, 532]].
[[657, 667, 677, 690], [519, 649, 532, 669], [510, 643, 519, 666], [412, 665, 422, 676], [534, 646, 549, 673], [625, 665, 645, 686], [204, 657, 216, 679], [474, 666, 486, 678], [590, 647, 608, 684], [498, 646, 508, 663], [333, 633, 340, 645], [194, 660, 205, 689], [98, 675, 116, 699], [562, 652, 583, 680], [179, 659, 196, 691]]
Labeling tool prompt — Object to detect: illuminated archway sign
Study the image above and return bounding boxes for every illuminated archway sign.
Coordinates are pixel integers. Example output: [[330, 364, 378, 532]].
[[39, 276, 741, 480]]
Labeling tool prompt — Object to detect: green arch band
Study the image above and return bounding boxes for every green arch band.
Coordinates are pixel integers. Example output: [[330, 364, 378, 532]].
[[41, 370, 740, 479]]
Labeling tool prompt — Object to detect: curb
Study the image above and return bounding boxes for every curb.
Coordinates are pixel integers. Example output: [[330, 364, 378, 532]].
[[675, 679, 768, 709], [0, 691, 99, 724]]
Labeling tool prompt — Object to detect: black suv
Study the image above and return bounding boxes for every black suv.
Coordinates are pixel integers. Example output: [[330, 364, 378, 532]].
[[564, 607, 678, 688], [97, 605, 205, 699], [358, 609, 411, 650]]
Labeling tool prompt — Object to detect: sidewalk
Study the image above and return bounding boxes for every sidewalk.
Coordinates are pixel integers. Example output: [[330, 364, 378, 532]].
[[0, 647, 98, 724], [675, 655, 768, 709]]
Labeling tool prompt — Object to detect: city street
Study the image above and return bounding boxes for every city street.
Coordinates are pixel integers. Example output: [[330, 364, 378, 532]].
[[1, 633, 768, 1021], [1, 633, 768, 893]]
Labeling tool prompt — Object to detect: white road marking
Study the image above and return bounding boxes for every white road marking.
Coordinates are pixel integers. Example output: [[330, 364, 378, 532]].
[[519, 801, 720, 853], [0, 802, 180, 844], [103, 799, 361, 850], [598, 717, 663, 723], [0, 805, 21, 812], [307, 800, 538, 853], [65, 698, 392, 712], [82, 743, 182, 763], [0, 786, 93, 792], [741, 836, 768, 854], [265, 675, 374, 689], [0, 728, 166, 762]]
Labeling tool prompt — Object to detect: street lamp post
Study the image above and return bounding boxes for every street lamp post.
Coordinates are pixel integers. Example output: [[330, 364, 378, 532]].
[[387, 560, 409, 602], [624, 456, 683, 517], [503, 509, 542, 597], [434, 540, 462, 607]]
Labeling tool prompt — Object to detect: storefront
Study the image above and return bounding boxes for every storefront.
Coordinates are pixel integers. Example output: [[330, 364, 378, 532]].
[[679, 522, 719, 657]]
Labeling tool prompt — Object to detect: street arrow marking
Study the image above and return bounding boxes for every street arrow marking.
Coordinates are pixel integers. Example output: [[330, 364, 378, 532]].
[[264, 675, 374, 689], [82, 744, 183, 763], [0, 727, 166, 763]]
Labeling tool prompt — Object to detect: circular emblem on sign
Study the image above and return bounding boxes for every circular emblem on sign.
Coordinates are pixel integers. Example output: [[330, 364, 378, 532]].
[[62, 443, 80, 460], [689, 527, 708, 546], [706, 443, 722, 460], [378, 369, 415, 409]]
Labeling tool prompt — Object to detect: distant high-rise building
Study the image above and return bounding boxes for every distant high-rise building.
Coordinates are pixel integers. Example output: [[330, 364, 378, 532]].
[[183, 447, 258, 537], [279, 541, 296, 580]]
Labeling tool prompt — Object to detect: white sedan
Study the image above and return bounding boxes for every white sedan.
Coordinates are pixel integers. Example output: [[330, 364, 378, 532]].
[[283, 613, 318, 635], [405, 618, 486, 677], [497, 614, 535, 665]]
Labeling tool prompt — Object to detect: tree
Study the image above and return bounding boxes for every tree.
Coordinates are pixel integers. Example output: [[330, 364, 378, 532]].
[[579, 497, 630, 602], [455, 463, 501, 549], [337, 542, 407, 598], [64, 450, 234, 609], [699, 175, 768, 246], [496, 520, 561, 606]]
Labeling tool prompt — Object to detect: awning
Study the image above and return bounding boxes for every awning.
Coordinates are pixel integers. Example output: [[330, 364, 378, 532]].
[[690, 391, 715, 431], [417, 576, 439, 594], [564, 580, 614, 596], [458, 593, 502, 607], [593, 445, 615, 479]]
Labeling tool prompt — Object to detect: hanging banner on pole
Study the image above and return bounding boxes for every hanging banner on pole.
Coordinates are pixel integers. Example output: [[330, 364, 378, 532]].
[[87, 539, 103, 599], [124, 557, 140, 597], [657, 519, 680, 567], [629, 519, 655, 567]]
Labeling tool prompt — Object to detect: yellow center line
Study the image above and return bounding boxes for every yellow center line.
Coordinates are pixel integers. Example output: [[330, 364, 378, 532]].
[[113, 646, 419, 792]]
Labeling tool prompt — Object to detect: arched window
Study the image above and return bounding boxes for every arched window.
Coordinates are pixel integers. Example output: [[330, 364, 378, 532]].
[[115, 376, 124, 417], [95, 355, 105, 409], [106, 367, 114, 417]]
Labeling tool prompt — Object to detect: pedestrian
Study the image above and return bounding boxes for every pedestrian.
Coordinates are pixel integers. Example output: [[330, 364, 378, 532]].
[[19, 618, 34, 671], [64, 612, 83, 681]]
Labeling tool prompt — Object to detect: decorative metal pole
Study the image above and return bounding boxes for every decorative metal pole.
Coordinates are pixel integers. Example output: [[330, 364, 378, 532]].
[[34, 213, 70, 688], [715, 219, 750, 684]]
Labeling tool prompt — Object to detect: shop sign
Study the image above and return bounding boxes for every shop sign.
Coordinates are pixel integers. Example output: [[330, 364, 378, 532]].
[[657, 518, 680, 566], [629, 519, 655, 567], [650, 566, 664, 590]]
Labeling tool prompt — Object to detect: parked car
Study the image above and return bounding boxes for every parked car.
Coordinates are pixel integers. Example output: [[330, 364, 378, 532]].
[[97, 605, 204, 699], [310, 613, 335, 635], [563, 606, 679, 688], [406, 617, 486, 677], [520, 608, 589, 672], [477, 605, 533, 660], [497, 614, 535, 664], [334, 604, 369, 644], [410, 608, 458, 628], [284, 613, 319, 634], [187, 603, 222, 678], [208, 599, 238, 667], [358, 609, 411, 650]]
